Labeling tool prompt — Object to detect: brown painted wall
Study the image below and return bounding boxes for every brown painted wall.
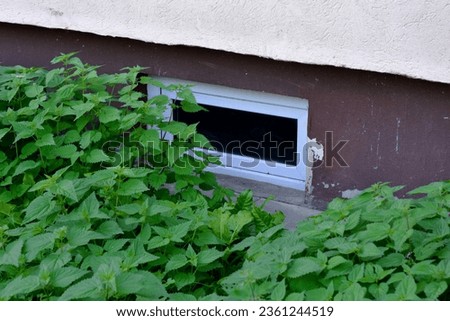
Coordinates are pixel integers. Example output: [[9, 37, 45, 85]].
[[1, 22, 449, 208]]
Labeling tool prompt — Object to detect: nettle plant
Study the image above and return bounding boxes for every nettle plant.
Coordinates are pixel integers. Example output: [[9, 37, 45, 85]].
[[221, 182, 450, 300], [0, 54, 283, 300], [0, 54, 449, 301]]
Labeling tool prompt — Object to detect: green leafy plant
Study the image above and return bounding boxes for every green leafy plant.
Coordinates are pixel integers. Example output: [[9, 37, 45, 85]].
[[0, 54, 282, 300], [0, 54, 448, 301], [220, 182, 450, 300]]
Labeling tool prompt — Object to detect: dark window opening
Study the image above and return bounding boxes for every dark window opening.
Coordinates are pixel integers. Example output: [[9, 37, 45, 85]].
[[174, 103, 297, 166]]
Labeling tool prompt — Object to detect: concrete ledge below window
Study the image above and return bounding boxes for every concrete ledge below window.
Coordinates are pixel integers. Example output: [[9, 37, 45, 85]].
[[215, 174, 320, 229]]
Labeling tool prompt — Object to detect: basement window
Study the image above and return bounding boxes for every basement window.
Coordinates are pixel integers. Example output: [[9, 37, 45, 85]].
[[148, 78, 308, 190]]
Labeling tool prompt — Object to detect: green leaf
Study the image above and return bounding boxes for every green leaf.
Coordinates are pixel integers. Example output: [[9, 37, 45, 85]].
[[86, 169, 117, 187], [48, 144, 78, 159], [285, 293, 305, 301], [97, 221, 123, 238], [0, 239, 24, 267], [24, 84, 44, 98], [81, 192, 100, 218], [327, 256, 348, 269], [270, 279, 286, 301], [23, 194, 56, 224], [147, 236, 170, 249], [228, 210, 253, 234], [324, 237, 347, 250], [179, 123, 198, 141], [175, 179, 188, 191], [116, 179, 149, 196], [53, 179, 79, 202], [0, 128, 10, 141], [104, 239, 129, 252], [408, 182, 444, 196], [165, 254, 188, 272], [98, 106, 121, 123], [395, 275, 418, 300], [168, 221, 192, 242], [63, 130, 81, 144], [192, 133, 213, 149], [51, 267, 89, 288], [410, 260, 437, 276], [4, 87, 19, 102], [345, 211, 361, 231], [24, 233, 56, 262], [197, 248, 224, 266], [12, 160, 40, 177], [304, 287, 332, 301], [377, 253, 405, 268], [118, 112, 141, 130], [148, 94, 169, 106], [59, 278, 100, 300], [80, 131, 102, 149], [84, 149, 111, 163], [414, 241, 445, 260], [185, 244, 196, 261], [70, 102, 95, 120], [392, 228, 413, 252], [148, 172, 167, 189], [36, 133, 56, 147], [56, 84, 76, 101], [159, 121, 187, 135], [120, 168, 153, 178], [0, 275, 40, 299], [177, 87, 196, 103], [356, 223, 390, 242], [337, 241, 358, 254], [424, 281, 448, 300], [138, 129, 160, 147], [194, 230, 224, 247], [116, 203, 141, 215], [66, 225, 103, 247], [11, 121, 34, 142], [123, 240, 159, 268], [116, 271, 167, 300], [286, 257, 324, 278], [438, 259, 450, 278], [340, 283, 367, 300], [45, 68, 64, 87], [173, 273, 196, 291], [348, 264, 365, 282], [359, 243, 384, 259], [369, 283, 389, 300], [236, 190, 253, 210], [81, 253, 122, 272], [180, 100, 206, 113], [20, 142, 38, 159], [40, 252, 72, 271]]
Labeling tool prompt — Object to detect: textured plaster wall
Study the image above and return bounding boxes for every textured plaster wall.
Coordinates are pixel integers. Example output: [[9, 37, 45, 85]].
[[0, 0, 449, 84]]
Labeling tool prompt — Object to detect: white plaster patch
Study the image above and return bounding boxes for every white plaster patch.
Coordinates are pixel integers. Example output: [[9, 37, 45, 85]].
[[321, 182, 338, 189], [308, 137, 324, 161], [342, 189, 363, 199]]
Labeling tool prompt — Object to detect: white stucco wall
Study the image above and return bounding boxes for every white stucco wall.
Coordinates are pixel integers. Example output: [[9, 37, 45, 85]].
[[1, 0, 449, 84]]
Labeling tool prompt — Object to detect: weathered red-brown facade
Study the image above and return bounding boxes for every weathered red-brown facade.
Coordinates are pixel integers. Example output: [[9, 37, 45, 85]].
[[1, 22, 449, 208]]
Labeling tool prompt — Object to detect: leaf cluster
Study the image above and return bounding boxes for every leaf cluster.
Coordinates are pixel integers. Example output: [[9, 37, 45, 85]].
[[220, 182, 450, 300], [0, 54, 282, 300]]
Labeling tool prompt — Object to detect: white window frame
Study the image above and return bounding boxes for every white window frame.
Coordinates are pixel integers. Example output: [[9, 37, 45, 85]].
[[148, 77, 308, 190]]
